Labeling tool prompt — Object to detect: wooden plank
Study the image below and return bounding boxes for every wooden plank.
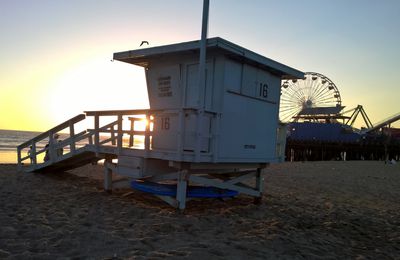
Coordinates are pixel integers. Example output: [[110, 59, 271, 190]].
[[176, 171, 188, 210], [94, 114, 99, 155], [189, 174, 260, 197], [225, 171, 257, 185], [169, 162, 266, 170], [255, 168, 264, 194], [84, 108, 216, 117], [90, 129, 146, 135], [31, 143, 36, 165], [104, 161, 117, 171], [17, 147, 22, 170], [148, 172, 180, 182], [176, 110, 184, 161], [117, 114, 123, 154], [129, 119, 134, 147], [111, 125, 116, 145], [69, 121, 76, 153], [116, 166, 144, 178], [98, 120, 119, 131], [212, 113, 220, 163], [28, 148, 103, 173], [118, 155, 143, 168], [104, 159, 113, 191], [144, 114, 151, 152], [17, 114, 86, 149], [85, 109, 161, 116], [57, 130, 87, 148]]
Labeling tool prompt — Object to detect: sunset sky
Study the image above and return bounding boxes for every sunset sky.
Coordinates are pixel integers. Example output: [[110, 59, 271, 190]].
[[1, 0, 399, 131]]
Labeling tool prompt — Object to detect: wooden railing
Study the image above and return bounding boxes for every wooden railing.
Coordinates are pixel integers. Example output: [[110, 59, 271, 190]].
[[17, 108, 219, 170], [17, 114, 90, 170], [84, 108, 219, 162], [84, 109, 155, 154]]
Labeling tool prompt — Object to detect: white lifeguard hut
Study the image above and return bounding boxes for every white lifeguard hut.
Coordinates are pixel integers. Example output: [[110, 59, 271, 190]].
[[113, 37, 303, 164]]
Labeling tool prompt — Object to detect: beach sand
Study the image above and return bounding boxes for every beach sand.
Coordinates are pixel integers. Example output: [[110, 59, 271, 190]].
[[0, 161, 399, 259]]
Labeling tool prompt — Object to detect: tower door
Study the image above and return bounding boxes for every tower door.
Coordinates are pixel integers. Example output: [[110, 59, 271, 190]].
[[185, 62, 213, 110]]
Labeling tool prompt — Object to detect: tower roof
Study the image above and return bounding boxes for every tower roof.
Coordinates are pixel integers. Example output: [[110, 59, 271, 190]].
[[113, 37, 304, 79]]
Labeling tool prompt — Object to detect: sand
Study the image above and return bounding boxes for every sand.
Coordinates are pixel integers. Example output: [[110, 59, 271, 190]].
[[0, 161, 399, 259]]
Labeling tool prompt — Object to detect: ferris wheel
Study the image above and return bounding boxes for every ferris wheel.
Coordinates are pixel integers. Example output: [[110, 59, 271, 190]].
[[279, 72, 342, 122]]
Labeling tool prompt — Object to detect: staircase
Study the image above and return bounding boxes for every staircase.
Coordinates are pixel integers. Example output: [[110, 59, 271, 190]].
[[17, 110, 153, 173]]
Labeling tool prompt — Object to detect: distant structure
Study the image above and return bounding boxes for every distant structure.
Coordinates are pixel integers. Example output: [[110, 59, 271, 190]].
[[280, 72, 343, 123], [280, 72, 400, 162], [17, 38, 304, 210], [285, 121, 400, 161]]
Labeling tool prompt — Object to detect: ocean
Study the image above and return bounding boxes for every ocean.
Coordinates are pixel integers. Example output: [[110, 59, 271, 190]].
[[0, 129, 78, 164], [0, 129, 47, 163]]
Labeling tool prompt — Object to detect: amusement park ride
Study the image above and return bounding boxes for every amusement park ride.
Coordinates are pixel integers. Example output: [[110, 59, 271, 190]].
[[280, 72, 343, 123], [280, 72, 400, 132], [280, 72, 400, 162]]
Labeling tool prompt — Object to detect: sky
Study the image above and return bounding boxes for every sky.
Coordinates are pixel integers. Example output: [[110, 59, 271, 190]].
[[1, 0, 399, 131]]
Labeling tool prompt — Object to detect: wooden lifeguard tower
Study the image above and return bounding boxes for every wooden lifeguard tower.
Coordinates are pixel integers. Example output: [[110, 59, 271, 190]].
[[17, 37, 303, 209]]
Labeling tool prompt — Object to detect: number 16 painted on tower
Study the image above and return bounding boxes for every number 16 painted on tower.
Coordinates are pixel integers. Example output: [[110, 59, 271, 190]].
[[259, 83, 268, 98]]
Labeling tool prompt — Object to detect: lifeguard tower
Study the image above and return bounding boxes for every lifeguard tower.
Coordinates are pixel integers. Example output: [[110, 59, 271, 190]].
[[17, 37, 303, 209]]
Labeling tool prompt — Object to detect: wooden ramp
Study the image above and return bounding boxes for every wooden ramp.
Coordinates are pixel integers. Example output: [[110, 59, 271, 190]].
[[16, 112, 122, 174], [30, 148, 110, 173]]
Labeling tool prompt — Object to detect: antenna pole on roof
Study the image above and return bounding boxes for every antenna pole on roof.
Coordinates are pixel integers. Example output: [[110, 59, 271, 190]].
[[195, 0, 209, 162], [198, 0, 209, 109]]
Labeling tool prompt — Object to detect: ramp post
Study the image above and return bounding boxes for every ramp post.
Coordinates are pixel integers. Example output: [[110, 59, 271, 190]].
[[69, 121, 76, 154], [104, 157, 113, 193], [176, 170, 188, 210], [17, 147, 22, 171], [94, 113, 100, 156], [254, 168, 264, 204], [255, 168, 264, 194]]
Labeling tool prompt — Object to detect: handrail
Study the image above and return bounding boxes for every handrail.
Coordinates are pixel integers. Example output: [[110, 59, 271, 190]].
[[58, 130, 87, 147], [87, 120, 119, 133], [18, 108, 219, 171], [85, 109, 158, 116], [17, 114, 86, 149], [17, 114, 87, 169], [85, 108, 218, 116]]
